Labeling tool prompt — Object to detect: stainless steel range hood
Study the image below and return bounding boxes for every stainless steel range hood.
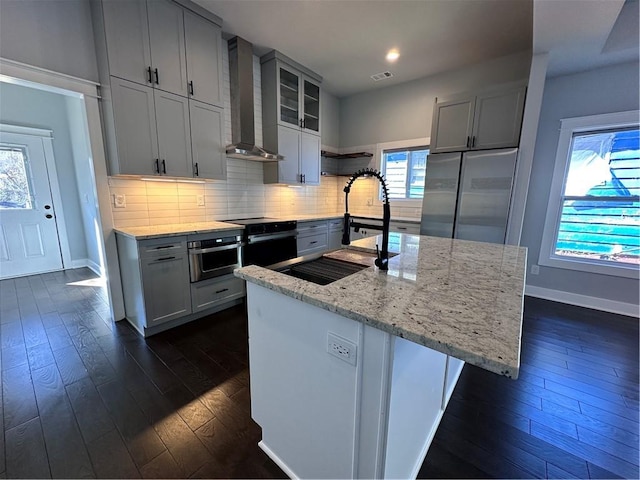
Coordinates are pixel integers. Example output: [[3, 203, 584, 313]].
[[226, 36, 283, 162]]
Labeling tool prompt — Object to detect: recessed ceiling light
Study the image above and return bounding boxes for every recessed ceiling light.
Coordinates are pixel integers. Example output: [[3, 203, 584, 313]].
[[386, 49, 400, 62]]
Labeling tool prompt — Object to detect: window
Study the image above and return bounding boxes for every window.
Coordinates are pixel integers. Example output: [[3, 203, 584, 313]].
[[0, 146, 33, 209], [539, 111, 639, 278], [381, 146, 429, 199]]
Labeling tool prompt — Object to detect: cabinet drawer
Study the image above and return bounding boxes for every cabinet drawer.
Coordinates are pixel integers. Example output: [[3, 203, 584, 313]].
[[139, 237, 187, 258], [390, 222, 420, 235], [297, 232, 328, 255], [191, 275, 245, 313], [297, 220, 328, 235], [328, 218, 343, 232]]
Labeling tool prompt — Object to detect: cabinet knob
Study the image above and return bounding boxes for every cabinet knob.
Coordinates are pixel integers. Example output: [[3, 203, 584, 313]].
[[466, 136, 470, 148], [155, 159, 160, 174], [189, 81, 194, 96], [147, 66, 153, 84], [162, 159, 167, 174], [154, 68, 159, 85], [471, 136, 476, 148], [194, 162, 199, 176]]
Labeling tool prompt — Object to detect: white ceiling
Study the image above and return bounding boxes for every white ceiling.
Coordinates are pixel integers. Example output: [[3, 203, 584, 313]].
[[195, 0, 638, 98], [534, 0, 639, 77], [195, 0, 533, 97]]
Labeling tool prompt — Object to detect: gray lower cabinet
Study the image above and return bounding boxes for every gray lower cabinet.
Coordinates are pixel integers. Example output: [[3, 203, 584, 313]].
[[328, 218, 344, 250], [117, 235, 192, 333], [191, 275, 245, 313], [297, 220, 329, 256]]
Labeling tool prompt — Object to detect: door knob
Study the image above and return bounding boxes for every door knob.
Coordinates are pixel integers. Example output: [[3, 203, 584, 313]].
[[44, 205, 51, 210], [45, 214, 53, 219]]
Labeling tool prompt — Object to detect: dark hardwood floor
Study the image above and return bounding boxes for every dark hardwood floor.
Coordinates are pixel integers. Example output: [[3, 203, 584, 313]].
[[0, 268, 637, 479]]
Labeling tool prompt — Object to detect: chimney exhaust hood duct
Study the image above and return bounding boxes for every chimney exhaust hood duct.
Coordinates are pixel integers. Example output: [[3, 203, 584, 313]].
[[226, 36, 283, 162]]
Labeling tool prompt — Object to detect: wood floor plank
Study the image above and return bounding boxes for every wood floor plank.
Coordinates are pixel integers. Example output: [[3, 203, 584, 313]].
[[20, 315, 48, 349], [139, 450, 183, 479], [162, 384, 214, 432], [52, 344, 89, 386], [86, 429, 141, 479], [31, 364, 95, 479], [65, 377, 116, 444], [2, 362, 38, 430], [0, 321, 24, 349], [530, 421, 639, 479], [26, 342, 56, 370], [0, 343, 27, 371], [96, 380, 166, 468], [45, 324, 73, 351], [4, 416, 51, 479]]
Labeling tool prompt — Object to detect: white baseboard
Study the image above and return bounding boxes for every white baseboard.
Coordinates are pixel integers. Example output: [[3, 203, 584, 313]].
[[69, 258, 104, 276], [525, 285, 639, 318], [258, 441, 299, 479]]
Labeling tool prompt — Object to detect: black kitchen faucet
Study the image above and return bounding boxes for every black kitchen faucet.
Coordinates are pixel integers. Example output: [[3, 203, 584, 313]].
[[341, 168, 391, 271]]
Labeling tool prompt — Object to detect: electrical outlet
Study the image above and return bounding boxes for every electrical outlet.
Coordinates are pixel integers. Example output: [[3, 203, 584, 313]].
[[327, 332, 357, 366], [113, 194, 126, 208], [197, 194, 205, 206], [366, 197, 373, 206], [531, 264, 540, 275]]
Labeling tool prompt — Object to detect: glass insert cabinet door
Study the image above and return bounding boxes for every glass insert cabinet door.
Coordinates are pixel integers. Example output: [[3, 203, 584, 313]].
[[279, 67, 300, 127], [303, 79, 320, 133]]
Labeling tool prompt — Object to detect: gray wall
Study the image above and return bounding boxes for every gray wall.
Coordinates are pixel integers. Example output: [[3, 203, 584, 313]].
[[339, 51, 531, 147], [0, 0, 98, 81], [66, 96, 102, 272], [321, 90, 340, 149], [0, 82, 89, 263], [521, 61, 640, 306]]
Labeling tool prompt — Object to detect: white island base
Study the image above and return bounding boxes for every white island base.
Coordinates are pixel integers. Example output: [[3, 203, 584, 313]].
[[247, 283, 465, 479]]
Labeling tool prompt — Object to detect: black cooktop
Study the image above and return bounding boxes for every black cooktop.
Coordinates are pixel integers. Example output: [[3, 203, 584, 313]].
[[227, 218, 297, 236]]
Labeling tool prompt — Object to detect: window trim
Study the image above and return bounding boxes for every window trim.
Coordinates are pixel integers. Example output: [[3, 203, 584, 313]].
[[538, 111, 639, 279], [377, 137, 429, 203]]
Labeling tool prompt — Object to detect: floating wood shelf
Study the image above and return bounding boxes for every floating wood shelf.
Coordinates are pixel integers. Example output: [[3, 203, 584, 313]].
[[321, 150, 373, 159]]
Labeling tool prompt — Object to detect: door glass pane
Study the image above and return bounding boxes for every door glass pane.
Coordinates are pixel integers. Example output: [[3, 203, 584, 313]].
[[303, 80, 320, 132], [0, 146, 33, 209], [279, 68, 299, 126]]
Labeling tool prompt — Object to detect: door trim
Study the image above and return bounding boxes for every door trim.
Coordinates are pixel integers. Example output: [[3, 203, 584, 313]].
[[0, 57, 126, 321], [0, 124, 72, 269]]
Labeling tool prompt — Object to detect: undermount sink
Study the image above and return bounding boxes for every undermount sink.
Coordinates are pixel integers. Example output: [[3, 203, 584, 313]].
[[273, 249, 398, 286], [280, 257, 370, 285]]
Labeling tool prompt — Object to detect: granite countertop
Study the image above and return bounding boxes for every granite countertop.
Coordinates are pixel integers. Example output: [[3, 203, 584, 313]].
[[114, 221, 244, 240], [235, 233, 527, 379]]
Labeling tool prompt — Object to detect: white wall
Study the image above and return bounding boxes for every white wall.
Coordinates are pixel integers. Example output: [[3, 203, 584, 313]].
[[340, 51, 532, 147], [0, 82, 89, 264], [0, 0, 98, 81], [521, 61, 640, 308]]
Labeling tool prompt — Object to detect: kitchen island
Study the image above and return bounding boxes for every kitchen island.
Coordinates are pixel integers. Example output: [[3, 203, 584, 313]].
[[235, 233, 527, 479]]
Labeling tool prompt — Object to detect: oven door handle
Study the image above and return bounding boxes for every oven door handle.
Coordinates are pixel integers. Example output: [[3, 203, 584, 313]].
[[247, 231, 298, 243], [188, 243, 243, 255]]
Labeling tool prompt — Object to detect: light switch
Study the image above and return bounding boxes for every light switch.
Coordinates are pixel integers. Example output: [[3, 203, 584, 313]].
[[197, 194, 205, 206], [113, 194, 126, 208]]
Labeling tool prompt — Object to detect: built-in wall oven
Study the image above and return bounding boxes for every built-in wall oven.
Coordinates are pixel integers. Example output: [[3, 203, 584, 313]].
[[229, 218, 298, 267], [187, 233, 243, 282]]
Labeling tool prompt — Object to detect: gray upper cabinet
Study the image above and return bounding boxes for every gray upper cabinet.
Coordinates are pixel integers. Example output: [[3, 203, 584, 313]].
[[185, 10, 223, 107], [190, 100, 226, 180], [430, 83, 526, 154], [430, 97, 474, 153], [147, 0, 188, 97], [110, 78, 159, 176], [101, 0, 151, 86], [92, 0, 225, 177], [262, 50, 323, 185], [155, 90, 192, 177], [472, 87, 526, 150]]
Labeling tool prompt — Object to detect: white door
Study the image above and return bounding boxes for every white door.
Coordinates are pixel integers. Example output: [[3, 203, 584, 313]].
[[0, 132, 63, 278]]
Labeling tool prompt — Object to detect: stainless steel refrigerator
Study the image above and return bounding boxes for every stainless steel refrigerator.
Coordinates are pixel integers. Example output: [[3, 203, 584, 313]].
[[419, 148, 518, 244]]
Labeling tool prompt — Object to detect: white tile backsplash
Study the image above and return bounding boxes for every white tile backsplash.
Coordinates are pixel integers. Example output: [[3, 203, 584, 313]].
[[108, 39, 420, 228]]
